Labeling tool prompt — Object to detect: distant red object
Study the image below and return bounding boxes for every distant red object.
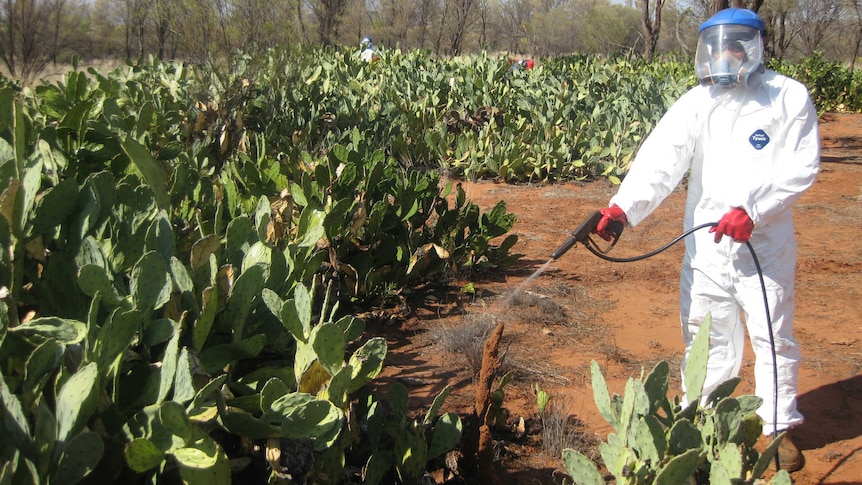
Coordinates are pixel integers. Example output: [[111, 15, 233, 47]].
[[509, 58, 534, 71]]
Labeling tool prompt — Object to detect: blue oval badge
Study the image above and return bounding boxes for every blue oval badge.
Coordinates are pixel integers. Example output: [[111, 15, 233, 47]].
[[749, 129, 770, 150]]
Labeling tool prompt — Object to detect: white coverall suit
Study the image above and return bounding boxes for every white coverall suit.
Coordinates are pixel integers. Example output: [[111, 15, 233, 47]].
[[608, 69, 820, 434]]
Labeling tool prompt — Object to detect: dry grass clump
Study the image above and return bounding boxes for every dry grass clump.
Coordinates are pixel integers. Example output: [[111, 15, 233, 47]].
[[596, 338, 633, 364], [507, 289, 568, 325], [539, 399, 598, 459], [505, 283, 608, 344], [428, 313, 499, 375], [428, 313, 560, 381], [507, 283, 598, 323]]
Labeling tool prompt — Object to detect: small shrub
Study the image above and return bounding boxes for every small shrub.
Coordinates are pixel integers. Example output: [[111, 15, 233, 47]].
[[540, 399, 598, 459]]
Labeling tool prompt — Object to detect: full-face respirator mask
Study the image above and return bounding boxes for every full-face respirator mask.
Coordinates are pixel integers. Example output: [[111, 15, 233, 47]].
[[695, 9, 766, 89]]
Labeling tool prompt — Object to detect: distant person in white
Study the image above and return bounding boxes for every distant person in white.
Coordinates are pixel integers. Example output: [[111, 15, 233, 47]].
[[360, 36, 376, 62]]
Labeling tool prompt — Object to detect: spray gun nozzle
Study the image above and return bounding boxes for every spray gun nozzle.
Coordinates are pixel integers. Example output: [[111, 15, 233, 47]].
[[550, 211, 602, 260], [550, 211, 623, 260], [550, 235, 579, 261]]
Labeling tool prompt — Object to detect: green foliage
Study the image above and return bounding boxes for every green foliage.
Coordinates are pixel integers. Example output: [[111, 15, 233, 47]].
[[770, 52, 862, 114], [0, 48, 851, 484], [291, 142, 519, 302], [250, 48, 692, 183], [535, 382, 550, 415], [0, 55, 476, 484], [361, 383, 462, 485], [563, 314, 792, 485]]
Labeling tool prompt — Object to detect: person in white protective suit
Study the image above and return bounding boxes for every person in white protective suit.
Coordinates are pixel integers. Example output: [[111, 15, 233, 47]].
[[359, 36, 378, 62], [592, 8, 819, 473]]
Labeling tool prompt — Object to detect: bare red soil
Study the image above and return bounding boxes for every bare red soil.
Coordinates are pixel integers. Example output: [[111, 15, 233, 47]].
[[375, 112, 862, 484]]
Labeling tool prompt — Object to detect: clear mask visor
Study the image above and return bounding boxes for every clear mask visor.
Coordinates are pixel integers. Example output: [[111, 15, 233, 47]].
[[695, 24, 763, 87]]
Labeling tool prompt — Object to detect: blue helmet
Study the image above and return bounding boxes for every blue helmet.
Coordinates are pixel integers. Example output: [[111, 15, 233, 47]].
[[699, 8, 765, 34], [360, 36, 373, 49], [695, 8, 765, 88]]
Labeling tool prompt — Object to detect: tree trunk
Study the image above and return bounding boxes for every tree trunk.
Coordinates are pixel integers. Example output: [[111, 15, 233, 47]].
[[0, 0, 57, 83], [640, 0, 665, 62], [50, 0, 65, 65], [434, 0, 449, 55], [448, 0, 476, 55], [154, 0, 170, 59], [852, 0, 862, 71], [312, 0, 349, 47]]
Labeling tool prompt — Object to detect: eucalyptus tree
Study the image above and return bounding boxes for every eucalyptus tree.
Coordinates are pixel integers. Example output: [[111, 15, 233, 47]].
[[698, 0, 762, 13], [639, 0, 666, 61], [495, 0, 536, 53], [48, 0, 93, 60], [228, 0, 297, 50], [48, 0, 67, 62], [414, 0, 438, 48], [477, 0, 490, 48], [531, 1, 583, 56], [760, 0, 799, 59], [684, 0, 762, 17], [845, 0, 862, 69], [339, 0, 370, 49], [579, 3, 642, 55], [438, 0, 479, 55], [373, 0, 419, 48], [793, 0, 842, 56], [665, 3, 699, 55], [0, 0, 87, 83], [163, 0, 223, 62], [153, 0, 173, 58], [307, 0, 352, 46], [88, 0, 124, 58], [117, 0, 149, 58]]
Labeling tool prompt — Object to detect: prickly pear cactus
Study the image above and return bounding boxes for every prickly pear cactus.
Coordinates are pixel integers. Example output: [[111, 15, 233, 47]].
[[563, 313, 787, 485], [684, 312, 712, 401], [359, 383, 462, 484]]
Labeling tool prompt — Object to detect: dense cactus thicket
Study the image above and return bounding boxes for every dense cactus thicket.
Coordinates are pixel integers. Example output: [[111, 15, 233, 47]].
[[0, 48, 854, 484]]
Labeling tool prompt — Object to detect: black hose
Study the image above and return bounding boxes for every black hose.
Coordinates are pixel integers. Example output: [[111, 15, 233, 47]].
[[583, 222, 781, 467], [584, 222, 717, 263], [745, 239, 782, 471]]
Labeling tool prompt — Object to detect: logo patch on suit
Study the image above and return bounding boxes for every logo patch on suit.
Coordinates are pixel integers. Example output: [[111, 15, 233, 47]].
[[749, 129, 770, 150]]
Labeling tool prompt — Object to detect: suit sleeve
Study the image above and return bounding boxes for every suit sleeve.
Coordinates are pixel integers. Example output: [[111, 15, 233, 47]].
[[610, 91, 698, 227]]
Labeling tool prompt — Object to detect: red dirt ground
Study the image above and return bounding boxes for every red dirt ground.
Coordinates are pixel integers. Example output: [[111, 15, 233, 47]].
[[375, 112, 862, 484]]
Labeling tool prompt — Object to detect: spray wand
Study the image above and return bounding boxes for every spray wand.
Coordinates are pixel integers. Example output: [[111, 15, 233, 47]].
[[550, 210, 624, 260]]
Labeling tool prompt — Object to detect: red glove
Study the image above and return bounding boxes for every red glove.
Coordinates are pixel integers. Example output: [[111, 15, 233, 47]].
[[594, 205, 627, 241], [709, 207, 754, 243]]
